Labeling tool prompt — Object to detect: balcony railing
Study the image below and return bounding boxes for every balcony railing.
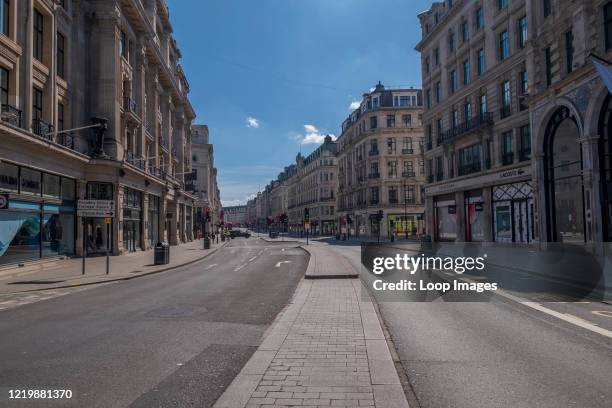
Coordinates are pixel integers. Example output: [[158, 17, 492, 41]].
[[368, 173, 380, 179], [502, 152, 514, 166], [402, 171, 416, 178], [56, 133, 75, 150], [369, 149, 379, 157], [144, 122, 154, 138], [389, 198, 399, 205], [126, 151, 146, 170], [439, 113, 494, 144], [123, 96, 137, 113], [402, 148, 414, 154], [1, 104, 22, 127], [436, 172, 444, 181], [32, 118, 54, 139], [147, 165, 164, 179], [458, 162, 482, 176], [427, 175, 434, 183], [159, 137, 169, 150]]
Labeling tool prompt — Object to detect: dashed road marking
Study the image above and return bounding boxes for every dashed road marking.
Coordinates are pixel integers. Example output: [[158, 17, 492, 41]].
[[275, 261, 292, 268], [204, 264, 217, 270], [249, 256, 257, 262], [592, 310, 612, 318]]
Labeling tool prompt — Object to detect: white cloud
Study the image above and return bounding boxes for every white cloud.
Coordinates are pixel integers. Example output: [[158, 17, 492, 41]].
[[295, 124, 337, 145], [350, 101, 361, 110], [246, 117, 260, 128]]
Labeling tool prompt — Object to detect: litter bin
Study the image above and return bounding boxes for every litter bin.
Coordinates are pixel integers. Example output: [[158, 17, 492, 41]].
[[154, 242, 170, 265], [204, 236, 211, 249]]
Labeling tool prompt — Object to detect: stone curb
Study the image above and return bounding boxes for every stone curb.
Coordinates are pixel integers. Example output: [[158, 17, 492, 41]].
[[212, 247, 409, 408], [300, 245, 359, 279], [1, 240, 229, 295]]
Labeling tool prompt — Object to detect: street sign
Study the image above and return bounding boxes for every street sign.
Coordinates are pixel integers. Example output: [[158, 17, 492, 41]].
[[0, 193, 8, 210], [104, 217, 112, 224], [77, 200, 115, 218]]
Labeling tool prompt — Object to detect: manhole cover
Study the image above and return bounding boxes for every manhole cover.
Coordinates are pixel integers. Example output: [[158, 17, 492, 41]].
[[145, 306, 208, 318]]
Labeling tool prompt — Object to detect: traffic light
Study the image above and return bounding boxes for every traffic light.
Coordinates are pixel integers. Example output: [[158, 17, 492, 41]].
[[304, 208, 310, 221]]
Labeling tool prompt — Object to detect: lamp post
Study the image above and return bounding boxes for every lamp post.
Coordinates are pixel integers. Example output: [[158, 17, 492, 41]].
[[403, 178, 408, 240]]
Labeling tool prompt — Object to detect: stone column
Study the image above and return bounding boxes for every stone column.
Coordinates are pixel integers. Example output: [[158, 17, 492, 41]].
[[143, 192, 150, 250], [580, 134, 602, 243], [533, 152, 549, 243], [455, 191, 466, 242]]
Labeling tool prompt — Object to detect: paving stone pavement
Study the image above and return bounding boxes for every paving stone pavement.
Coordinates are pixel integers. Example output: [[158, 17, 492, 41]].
[[214, 247, 409, 408]]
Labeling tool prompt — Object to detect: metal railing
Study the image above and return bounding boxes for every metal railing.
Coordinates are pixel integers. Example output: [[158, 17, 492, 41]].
[[1, 104, 22, 127], [402, 171, 416, 178], [458, 162, 482, 176], [126, 151, 146, 170], [439, 113, 494, 144], [32, 118, 54, 139], [500, 105, 512, 119], [402, 148, 414, 154], [368, 173, 380, 179], [56, 133, 75, 150], [369, 149, 379, 157]]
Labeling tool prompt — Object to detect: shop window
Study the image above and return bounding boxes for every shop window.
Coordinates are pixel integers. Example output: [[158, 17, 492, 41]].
[[43, 173, 60, 198], [0, 161, 18, 192], [20, 168, 41, 195]]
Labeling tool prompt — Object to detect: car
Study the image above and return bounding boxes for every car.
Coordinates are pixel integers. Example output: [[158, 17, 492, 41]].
[[230, 229, 250, 239]]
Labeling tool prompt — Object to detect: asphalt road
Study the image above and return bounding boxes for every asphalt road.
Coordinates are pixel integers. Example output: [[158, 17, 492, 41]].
[[323, 241, 612, 408], [0, 238, 308, 408]]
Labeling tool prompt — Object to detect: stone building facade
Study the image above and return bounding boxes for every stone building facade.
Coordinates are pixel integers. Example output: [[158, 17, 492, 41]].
[[0, 0, 198, 266], [287, 136, 338, 235], [336, 84, 425, 239], [190, 124, 220, 236], [222, 205, 247, 227], [417, 0, 532, 243]]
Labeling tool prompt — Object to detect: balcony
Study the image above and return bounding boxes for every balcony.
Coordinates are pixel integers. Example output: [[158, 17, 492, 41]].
[[458, 162, 482, 176], [368, 173, 380, 180], [147, 165, 164, 179], [159, 136, 169, 151], [500, 105, 512, 120], [144, 122, 154, 140], [402, 148, 414, 154], [122, 96, 140, 124], [125, 151, 146, 170], [369, 149, 379, 157], [56, 133, 75, 150], [389, 198, 399, 205], [402, 171, 416, 178], [439, 113, 494, 144], [32, 118, 54, 139], [502, 152, 514, 166], [1, 104, 22, 127]]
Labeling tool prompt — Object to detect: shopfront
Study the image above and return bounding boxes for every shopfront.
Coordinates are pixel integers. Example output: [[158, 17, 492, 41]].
[[465, 190, 485, 242], [85, 182, 113, 255], [434, 194, 457, 241], [388, 214, 420, 237], [492, 182, 534, 243], [123, 187, 142, 252], [0, 162, 76, 265], [186, 205, 193, 240]]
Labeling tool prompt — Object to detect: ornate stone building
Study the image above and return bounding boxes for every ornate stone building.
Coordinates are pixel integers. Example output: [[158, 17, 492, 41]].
[[0, 0, 198, 265], [336, 84, 425, 239], [417, 0, 532, 243], [191, 124, 221, 235]]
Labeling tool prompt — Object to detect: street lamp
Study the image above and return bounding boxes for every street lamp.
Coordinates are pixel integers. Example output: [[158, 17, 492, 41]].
[[403, 178, 408, 240]]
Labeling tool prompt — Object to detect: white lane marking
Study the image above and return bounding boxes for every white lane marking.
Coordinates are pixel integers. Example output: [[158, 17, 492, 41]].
[[592, 310, 612, 318], [258, 250, 264, 255], [275, 261, 292, 268], [249, 256, 257, 262], [459, 275, 612, 339], [204, 264, 217, 270], [234, 264, 247, 272], [281, 248, 285, 252]]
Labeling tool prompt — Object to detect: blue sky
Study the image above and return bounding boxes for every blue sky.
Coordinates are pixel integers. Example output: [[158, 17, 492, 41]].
[[167, 0, 432, 206]]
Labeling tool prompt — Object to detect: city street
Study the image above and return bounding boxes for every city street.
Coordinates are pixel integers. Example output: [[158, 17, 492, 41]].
[[0, 238, 308, 408], [323, 240, 612, 408]]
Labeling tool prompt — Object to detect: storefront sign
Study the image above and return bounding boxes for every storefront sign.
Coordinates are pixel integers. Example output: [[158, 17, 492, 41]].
[[426, 165, 531, 196], [0, 194, 8, 209], [77, 200, 115, 218]]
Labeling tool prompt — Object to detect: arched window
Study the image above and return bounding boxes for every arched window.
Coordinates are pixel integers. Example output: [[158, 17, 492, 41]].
[[599, 95, 612, 240], [545, 107, 585, 243]]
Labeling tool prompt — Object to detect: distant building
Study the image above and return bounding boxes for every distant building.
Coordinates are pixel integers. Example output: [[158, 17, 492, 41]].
[[223, 206, 247, 227], [191, 125, 221, 235]]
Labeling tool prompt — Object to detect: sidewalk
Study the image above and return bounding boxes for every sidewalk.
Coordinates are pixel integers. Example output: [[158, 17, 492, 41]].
[[214, 246, 409, 408], [0, 239, 227, 294]]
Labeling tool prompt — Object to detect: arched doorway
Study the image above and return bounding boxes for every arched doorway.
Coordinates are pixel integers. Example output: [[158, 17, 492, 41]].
[[544, 107, 585, 244], [598, 94, 612, 241]]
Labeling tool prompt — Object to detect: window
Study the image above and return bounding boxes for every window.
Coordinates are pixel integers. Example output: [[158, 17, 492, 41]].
[[388, 161, 397, 179], [58, 103, 64, 132], [436, 156, 444, 181], [33, 88, 43, 121], [426, 89, 431, 108], [387, 138, 396, 154], [57, 32, 65, 78], [501, 81, 511, 117], [0, 66, 7, 105], [520, 70, 528, 94], [543, 0, 552, 18], [386, 114, 395, 128], [462, 59, 471, 85], [545, 47, 552, 86], [498, 0, 507, 10], [461, 21, 469, 42], [477, 48, 486, 75], [403, 160, 414, 175], [450, 70, 457, 94], [0, 0, 9, 36], [389, 186, 398, 204], [499, 30, 509, 60], [502, 131, 514, 165], [458, 144, 482, 176], [404, 185, 416, 204], [449, 32, 456, 52], [370, 187, 379, 204], [565, 30, 574, 74], [452, 109, 459, 128], [402, 114, 412, 127], [475, 8, 484, 30], [479, 94, 488, 116], [435, 81, 441, 103], [606, 2, 612, 50], [518, 16, 527, 48], [520, 125, 531, 161], [370, 116, 377, 129], [120, 30, 127, 58], [464, 102, 473, 121], [403, 137, 413, 151], [434, 47, 440, 65], [33, 10, 43, 61]]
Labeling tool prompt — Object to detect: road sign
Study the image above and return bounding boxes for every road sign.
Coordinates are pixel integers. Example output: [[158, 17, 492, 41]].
[[104, 217, 112, 224], [0, 193, 8, 210], [77, 200, 115, 218]]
